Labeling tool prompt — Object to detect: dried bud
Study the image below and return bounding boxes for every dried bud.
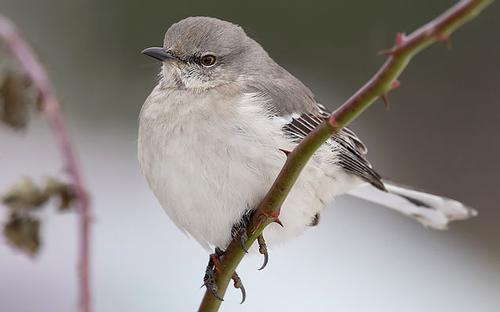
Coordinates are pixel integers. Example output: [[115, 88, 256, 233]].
[[3, 213, 41, 255], [0, 70, 29, 129], [2, 177, 76, 256], [2, 177, 48, 211], [44, 177, 76, 211]]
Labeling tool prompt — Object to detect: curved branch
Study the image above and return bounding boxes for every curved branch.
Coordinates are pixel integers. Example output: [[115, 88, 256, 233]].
[[198, 0, 493, 311], [0, 16, 92, 312]]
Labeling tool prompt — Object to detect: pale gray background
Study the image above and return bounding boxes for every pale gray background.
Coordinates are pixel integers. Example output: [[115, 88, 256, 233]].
[[1, 0, 499, 311]]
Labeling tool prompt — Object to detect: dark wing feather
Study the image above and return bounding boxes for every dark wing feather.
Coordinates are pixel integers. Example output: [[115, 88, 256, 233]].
[[283, 105, 386, 191], [239, 55, 384, 190]]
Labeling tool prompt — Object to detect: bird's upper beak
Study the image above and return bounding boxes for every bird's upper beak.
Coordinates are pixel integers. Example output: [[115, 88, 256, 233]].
[[141, 47, 177, 62]]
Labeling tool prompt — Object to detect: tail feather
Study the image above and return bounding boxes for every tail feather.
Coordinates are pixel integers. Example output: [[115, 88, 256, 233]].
[[347, 182, 477, 229]]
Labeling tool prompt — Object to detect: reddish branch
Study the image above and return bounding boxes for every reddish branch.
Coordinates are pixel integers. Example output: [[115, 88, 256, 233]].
[[0, 16, 92, 312], [327, 0, 493, 131], [198, 0, 493, 311]]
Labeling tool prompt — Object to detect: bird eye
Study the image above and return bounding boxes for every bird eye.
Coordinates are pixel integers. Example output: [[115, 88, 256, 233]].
[[200, 54, 217, 67]]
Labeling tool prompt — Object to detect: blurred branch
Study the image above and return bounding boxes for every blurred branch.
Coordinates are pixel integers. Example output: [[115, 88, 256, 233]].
[[198, 0, 493, 311], [0, 15, 92, 312]]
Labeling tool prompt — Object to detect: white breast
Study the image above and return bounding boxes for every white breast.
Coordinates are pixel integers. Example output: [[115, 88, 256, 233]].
[[138, 86, 351, 249]]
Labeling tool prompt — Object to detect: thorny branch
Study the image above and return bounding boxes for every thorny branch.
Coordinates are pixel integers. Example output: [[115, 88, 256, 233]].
[[198, 0, 493, 311], [0, 15, 92, 312]]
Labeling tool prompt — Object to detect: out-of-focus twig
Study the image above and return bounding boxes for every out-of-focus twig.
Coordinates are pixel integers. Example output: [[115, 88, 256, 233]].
[[0, 16, 92, 312], [198, 0, 493, 311]]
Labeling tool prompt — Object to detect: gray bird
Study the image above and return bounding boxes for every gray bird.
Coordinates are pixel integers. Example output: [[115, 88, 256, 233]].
[[139, 16, 476, 301]]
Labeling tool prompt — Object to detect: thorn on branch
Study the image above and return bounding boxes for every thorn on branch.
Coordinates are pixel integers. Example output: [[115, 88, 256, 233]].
[[381, 93, 390, 109], [279, 148, 291, 157], [381, 80, 401, 109], [395, 32, 407, 45], [378, 33, 407, 56], [273, 218, 284, 227], [392, 80, 401, 89], [378, 48, 392, 56], [436, 33, 452, 49], [436, 32, 449, 42], [197, 1, 493, 310], [329, 116, 338, 128]]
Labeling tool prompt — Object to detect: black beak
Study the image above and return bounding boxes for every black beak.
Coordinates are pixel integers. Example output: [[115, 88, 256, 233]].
[[141, 47, 176, 62]]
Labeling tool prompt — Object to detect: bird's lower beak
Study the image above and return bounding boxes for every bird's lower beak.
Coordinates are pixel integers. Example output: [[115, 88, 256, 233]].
[[141, 47, 177, 62]]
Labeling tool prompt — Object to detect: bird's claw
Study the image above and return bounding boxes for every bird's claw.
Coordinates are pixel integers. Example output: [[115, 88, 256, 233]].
[[203, 253, 224, 301], [232, 271, 246, 304], [234, 216, 270, 270], [257, 234, 269, 270], [203, 247, 247, 303]]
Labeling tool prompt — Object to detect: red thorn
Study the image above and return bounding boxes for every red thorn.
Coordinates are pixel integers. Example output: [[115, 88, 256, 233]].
[[378, 32, 406, 56], [273, 218, 284, 227], [436, 33, 452, 49], [279, 148, 291, 156], [395, 32, 406, 45], [391, 80, 401, 89], [329, 116, 338, 128], [378, 48, 395, 56], [270, 210, 280, 220], [381, 93, 390, 109], [436, 33, 449, 42]]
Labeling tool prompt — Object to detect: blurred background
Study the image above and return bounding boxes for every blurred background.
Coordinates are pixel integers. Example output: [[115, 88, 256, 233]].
[[0, 0, 499, 311]]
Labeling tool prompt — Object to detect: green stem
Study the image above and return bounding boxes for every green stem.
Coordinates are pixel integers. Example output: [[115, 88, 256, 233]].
[[198, 1, 493, 311]]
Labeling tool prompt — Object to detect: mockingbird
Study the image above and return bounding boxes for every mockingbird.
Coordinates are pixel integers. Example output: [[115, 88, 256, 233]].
[[139, 16, 476, 301]]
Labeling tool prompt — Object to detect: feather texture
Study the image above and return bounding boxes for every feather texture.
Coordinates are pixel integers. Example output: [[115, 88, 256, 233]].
[[139, 16, 476, 250]]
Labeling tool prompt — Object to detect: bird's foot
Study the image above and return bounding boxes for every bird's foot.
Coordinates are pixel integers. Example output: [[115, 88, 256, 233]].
[[202, 247, 224, 301], [238, 227, 250, 253], [231, 211, 252, 253], [232, 211, 272, 270], [231, 271, 246, 304], [202, 247, 247, 303]]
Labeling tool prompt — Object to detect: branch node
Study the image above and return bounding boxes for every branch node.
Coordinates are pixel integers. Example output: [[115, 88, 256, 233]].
[[328, 116, 338, 128], [436, 32, 449, 42], [436, 33, 452, 49], [395, 32, 407, 45], [379, 32, 407, 56], [377, 48, 395, 56], [391, 80, 401, 89]]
